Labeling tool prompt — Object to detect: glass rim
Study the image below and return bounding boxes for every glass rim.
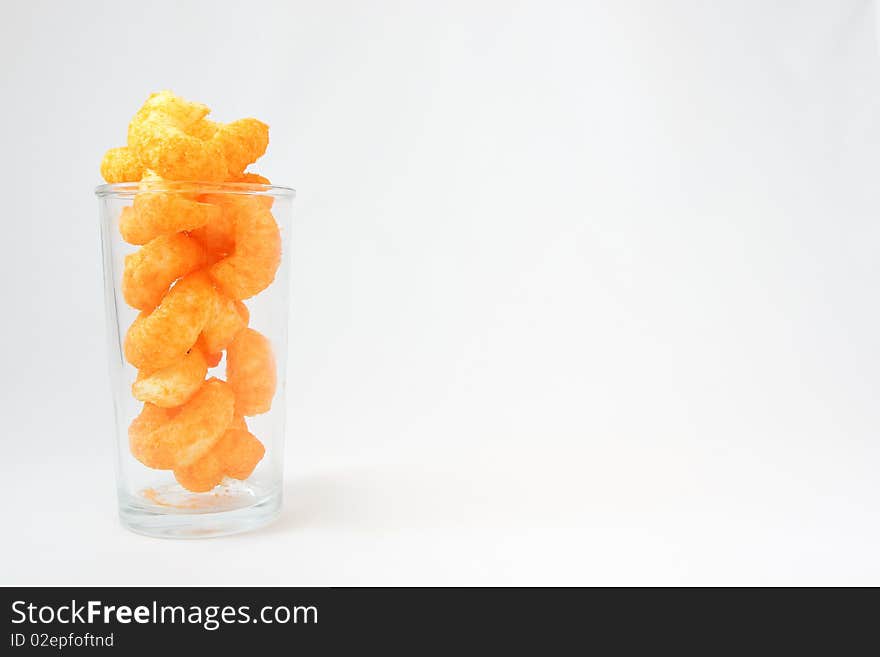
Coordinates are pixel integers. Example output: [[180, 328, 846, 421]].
[[95, 181, 296, 199]]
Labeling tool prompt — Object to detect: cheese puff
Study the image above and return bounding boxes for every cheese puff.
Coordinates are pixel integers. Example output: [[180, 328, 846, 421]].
[[174, 451, 225, 492], [230, 172, 271, 185], [193, 189, 272, 259], [192, 170, 275, 256], [100, 146, 144, 183], [234, 300, 250, 326], [189, 197, 236, 258], [226, 172, 274, 210], [146, 378, 235, 468], [124, 272, 214, 370], [200, 290, 249, 354], [187, 117, 220, 140], [137, 129, 226, 181], [209, 203, 281, 299], [226, 328, 276, 416], [132, 347, 208, 408], [128, 91, 211, 134], [122, 233, 206, 310], [212, 118, 269, 177], [216, 428, 265, 480], [127, 91, 227, 181], [120, 192, 220, 245], [193, 335, 222, 368], [174, 417, 264, 491], [129, 403, 178, 469]]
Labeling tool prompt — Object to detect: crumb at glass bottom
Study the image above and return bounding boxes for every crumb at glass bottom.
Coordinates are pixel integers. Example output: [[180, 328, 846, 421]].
[[119, 480, 281, 538]]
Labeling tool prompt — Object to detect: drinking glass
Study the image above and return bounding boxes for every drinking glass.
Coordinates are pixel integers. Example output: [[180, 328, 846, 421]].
[[96, 181, 295, 538]]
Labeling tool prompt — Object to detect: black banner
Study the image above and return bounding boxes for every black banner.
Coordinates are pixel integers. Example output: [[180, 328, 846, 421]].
[[0, 587, 872, 653]]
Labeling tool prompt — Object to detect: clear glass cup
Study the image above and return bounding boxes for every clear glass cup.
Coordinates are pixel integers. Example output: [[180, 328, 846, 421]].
[[96, 181, 295, 538]]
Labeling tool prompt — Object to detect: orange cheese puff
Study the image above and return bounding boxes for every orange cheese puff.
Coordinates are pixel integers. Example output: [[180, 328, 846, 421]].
[[194, 335, 222, 368], [193, 190, 274, 255], [124, 272, 214, 370], [216, 428, 265, 480], [122, 233, 206, 310], [120, 192, 220, 245], [127, 91, 227, 181], [147, 378, 235, 468], [193, 191, 271, 258], [129, 403, 177, 469], [226, 328, 276, 415], [101, 146, 144, 183], [120, 192, 219, 245], [172, 415, 260, 491], [212, 118, 269, 177], [234, 300, 250, 325], [209, 204, 281, 299], [132, 347, 208, 408], [200, 290, 248, 354], [189, 197, 236, 258], [226, 173, 274, 209], [187, 117, 220, 140], [230, 172, 271, 185], [174, 451, 224, 492]]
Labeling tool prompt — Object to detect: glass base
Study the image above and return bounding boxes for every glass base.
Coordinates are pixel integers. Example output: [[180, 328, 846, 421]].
[[119, 482, 281, 539]]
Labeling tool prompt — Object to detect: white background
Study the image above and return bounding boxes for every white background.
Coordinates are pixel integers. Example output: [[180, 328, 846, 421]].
[[1, 0, 879, 585]]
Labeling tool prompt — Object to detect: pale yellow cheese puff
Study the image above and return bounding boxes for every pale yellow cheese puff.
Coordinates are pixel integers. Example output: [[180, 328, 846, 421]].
[[127, 91, 227, 181], [127, 90, 211, 143], [100, 146, 144, 183]]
